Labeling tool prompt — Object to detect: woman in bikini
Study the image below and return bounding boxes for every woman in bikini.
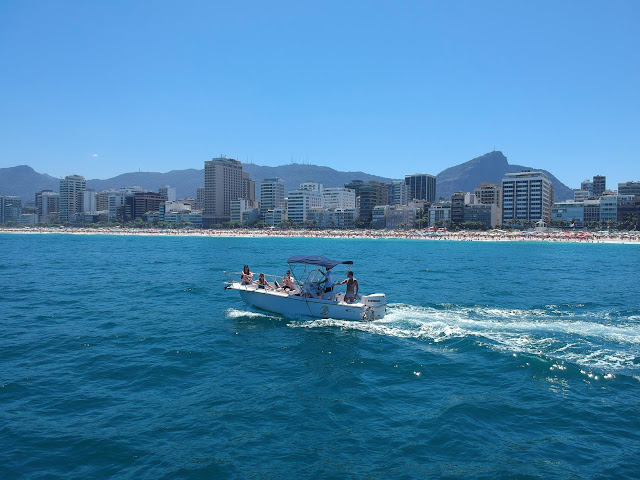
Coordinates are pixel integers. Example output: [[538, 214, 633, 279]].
[[255, 273, 272, 290], [240, 265, 254, 285]]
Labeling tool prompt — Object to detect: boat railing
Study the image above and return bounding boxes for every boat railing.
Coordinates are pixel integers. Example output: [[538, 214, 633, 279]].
[[224, 271, 301, 292], [224, 270, 361, 302]]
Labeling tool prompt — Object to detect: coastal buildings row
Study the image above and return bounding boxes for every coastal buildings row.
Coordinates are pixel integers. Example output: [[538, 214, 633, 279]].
[[2, 162, 639, 230]]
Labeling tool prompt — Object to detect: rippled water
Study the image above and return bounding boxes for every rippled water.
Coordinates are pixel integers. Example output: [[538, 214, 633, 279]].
[[1, 234, 639, 478]]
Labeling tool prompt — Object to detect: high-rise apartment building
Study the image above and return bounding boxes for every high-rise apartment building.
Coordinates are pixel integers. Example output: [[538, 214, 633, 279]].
[[592, 175, 606, 198], [36, 190, 60, 221], [344, 180, 365, 198], [124, 192, 167, 222], [108, 192, 125, 223], [83, 189, 97, 213], [288, 183, 323, 225], [474, 183, 501, 207], [242, 172, 256, 201], [322, 188, 356, 210], [618, 181, 640, 196], [580, 179, 593, 197], [450, 192, 470, 225], [583, 199, 601, 226], [405, 173, 436, 202], [59, 175, 86, 222], [388, 180, 408, 206], [357, 182, 389, 225], [599, 195, 617, 224], [203, 157, 243, 227], [260, 177, 286, 218], [96, 191, 114, 212], [573, 189, 591, 202], [196, 186, 205, 210], [0, 196, 22, 224], [501, 171, 554, 225], [616, 195, 636, 226], [159, 186, 176, 202], [474, 183, 502, 226]]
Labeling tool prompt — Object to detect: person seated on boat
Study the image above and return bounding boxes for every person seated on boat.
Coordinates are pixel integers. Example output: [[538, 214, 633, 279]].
[[319, 266, 335, 298], [240, 265, 253, 285], [337, 271, 358, 303], [254, 273, 273, 290], [281, 270, 295, 292]]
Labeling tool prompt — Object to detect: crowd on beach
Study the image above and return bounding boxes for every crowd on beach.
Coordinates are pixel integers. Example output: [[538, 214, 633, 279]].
[[2, 225, 640, 244]]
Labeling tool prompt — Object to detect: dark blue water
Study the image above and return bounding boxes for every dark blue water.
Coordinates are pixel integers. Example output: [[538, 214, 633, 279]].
[[2, 234, 639, 479]]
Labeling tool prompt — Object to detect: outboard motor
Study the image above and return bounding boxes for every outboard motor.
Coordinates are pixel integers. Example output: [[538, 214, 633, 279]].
[[360, 294, 387, 320]]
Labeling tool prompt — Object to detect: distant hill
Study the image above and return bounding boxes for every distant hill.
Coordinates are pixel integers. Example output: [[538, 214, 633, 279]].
[[0, 165, 59, 202], [1, 152, 574, 203], [87, 164, 393, 199], [436, 151, 574, 201], [242, 163, 393, 198], [0, 163, 393, 202], [86, 169, 203, 199]]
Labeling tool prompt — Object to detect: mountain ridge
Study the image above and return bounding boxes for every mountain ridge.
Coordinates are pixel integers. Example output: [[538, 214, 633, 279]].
[[436, 151, 574, 201], [1, 152, 574, 203]]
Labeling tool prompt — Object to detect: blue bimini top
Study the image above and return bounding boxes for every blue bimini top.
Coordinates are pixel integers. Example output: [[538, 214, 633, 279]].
[[287, 255, 353, 269]]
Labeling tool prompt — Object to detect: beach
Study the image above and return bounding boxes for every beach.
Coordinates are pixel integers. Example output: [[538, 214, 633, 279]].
[[2, 226, 639, 244]]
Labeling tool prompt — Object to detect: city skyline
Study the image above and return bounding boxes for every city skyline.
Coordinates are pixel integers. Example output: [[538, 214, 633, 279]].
[[1, 1, 638, 189]]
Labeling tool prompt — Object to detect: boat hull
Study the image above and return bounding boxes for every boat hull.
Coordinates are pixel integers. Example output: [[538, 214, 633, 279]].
[[229, 283, 385, 321]]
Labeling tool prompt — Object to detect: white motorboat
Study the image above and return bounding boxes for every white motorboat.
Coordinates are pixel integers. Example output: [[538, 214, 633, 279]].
[[225, 255, 386, 321]]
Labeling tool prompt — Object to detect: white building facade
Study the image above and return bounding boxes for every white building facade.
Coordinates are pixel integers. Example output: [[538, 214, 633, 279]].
[[260, 177, 286, 219], [502, 171, 554, 226], [287, 184, 323, 225]]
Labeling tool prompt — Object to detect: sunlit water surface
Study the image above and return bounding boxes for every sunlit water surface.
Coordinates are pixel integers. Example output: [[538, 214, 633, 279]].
[[1, 234, 639, 478]]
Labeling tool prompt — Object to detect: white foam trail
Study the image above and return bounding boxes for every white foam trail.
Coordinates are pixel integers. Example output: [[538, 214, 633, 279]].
[[289, 303, 640, 373], [225, 308, 280, 320]]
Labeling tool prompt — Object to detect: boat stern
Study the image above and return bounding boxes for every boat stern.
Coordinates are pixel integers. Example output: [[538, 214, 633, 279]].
[[360, 293, 386, 320]]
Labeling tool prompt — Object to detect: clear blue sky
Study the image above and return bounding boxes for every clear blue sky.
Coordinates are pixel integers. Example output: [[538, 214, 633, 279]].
[[1, 0, 638, 189]]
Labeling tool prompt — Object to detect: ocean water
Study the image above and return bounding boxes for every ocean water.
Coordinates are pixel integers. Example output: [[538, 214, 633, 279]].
[[1, 233, 639, 479]]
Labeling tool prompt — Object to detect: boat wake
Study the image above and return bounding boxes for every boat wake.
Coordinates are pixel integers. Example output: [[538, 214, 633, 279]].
[[289, 303, 640, 376], [224, 308, 282, 321]]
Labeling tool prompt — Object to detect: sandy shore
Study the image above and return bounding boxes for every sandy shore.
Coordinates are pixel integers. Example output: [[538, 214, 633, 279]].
[[2, 226, 639, 244]]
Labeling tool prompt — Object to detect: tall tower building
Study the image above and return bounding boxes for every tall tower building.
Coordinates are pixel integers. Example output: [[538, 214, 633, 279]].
[[83, 189, 97, 213], [388, 180, 408, 206], [203, 157, 243, 227], [592, 175, 606, 198], [358, 182, 389, 225], [260, 177, 286, 218], [242, 172, 256, 201], [59, 175, 86, 222], [501, 171, 554, 225], [405, 173, 436, 202]]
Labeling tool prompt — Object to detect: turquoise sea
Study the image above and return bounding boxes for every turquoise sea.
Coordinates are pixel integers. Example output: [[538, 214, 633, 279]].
[[1, 233, 640, 479]]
